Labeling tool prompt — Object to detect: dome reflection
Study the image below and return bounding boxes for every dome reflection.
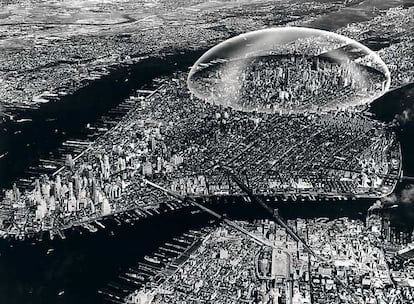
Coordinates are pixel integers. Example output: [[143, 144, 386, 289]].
[[188, 27, 391, 113]]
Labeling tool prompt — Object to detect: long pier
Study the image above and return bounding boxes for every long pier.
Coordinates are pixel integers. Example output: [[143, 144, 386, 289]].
[[0, 79, 403, 241], [52, 86, 163, 179]]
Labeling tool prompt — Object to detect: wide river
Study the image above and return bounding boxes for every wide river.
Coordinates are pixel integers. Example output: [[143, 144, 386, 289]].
[[1, 1, 414, 303]]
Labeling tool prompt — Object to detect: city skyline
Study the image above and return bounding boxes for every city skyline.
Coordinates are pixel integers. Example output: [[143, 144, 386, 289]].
[[0, 1, 414, 304]]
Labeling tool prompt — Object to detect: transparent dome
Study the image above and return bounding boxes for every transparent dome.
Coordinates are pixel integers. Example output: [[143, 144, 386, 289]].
[[188, 27, 391, 114]]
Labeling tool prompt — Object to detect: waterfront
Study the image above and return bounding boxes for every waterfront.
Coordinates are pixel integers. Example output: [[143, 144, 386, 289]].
[[0, 51, 204, 190], [0, 199, 372, 304], [1, 0, 411, 191], [1, 196, 414, 304], [0, 206, 211, 304], [0, 68, 412, 304], [370, 83, 414, 176], [0, 1, 413, 303], [0, 80, 412, 303]]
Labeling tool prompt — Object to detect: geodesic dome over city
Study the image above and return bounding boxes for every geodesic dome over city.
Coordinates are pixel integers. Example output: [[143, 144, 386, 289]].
[[188, 27, 391, 114]]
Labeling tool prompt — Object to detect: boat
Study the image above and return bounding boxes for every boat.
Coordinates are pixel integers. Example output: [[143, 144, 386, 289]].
[[144, 256, 161, 265]]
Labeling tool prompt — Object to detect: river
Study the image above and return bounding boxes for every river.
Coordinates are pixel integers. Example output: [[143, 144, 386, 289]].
[[0, 51, 205, 189], [0, 1, 413, 303], [0, 199, 372, 304]]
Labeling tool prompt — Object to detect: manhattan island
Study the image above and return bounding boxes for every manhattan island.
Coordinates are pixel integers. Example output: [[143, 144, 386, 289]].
[[0, 28, 402, 240]]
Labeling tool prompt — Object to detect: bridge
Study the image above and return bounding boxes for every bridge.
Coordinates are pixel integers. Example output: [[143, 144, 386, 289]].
[[143, 168, 363, 303]]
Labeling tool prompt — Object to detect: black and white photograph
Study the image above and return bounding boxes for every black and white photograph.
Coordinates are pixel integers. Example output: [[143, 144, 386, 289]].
[[1, 0, 414, 303]]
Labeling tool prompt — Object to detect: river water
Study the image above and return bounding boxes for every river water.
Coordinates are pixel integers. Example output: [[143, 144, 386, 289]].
[[1, 1, 414, 303], [0, 51, 204, 189], [0, 72, 412, 304], [0, 200, 372, 304]]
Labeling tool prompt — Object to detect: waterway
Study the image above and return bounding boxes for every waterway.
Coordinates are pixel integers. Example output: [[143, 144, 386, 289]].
[[307, 0, 407, 31], [0, 1, 413, 303], [0, 50, 204, 190], [0, 199, 372, 304], [0, 0, 410, 190]]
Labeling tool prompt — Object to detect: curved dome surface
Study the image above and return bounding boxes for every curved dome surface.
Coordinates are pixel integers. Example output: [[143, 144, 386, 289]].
[[188, 27, 391, 113]]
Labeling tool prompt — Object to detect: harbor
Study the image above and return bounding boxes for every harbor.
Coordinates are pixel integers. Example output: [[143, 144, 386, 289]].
[[99, 228, 211, 304]]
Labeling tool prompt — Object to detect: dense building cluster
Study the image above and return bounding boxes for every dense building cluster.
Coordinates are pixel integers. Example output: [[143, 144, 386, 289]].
[[366, 211, 414, 299], [378, 40, 414, 88], [0, 1, 410, 240], [337, 6, 414, 89], [128, 217, 414, 304], [1, 0, 411, 241], [155, 75, 399, 198], [152, 225, 261, 303], [0, 71, 400, 238], [192, 54, 387, 113], [0, 0, 345, 114]]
